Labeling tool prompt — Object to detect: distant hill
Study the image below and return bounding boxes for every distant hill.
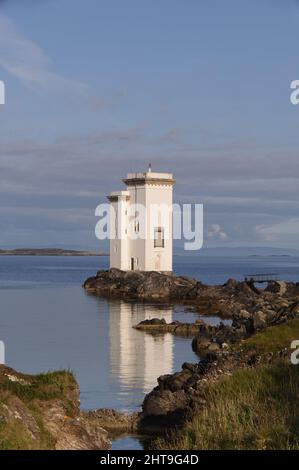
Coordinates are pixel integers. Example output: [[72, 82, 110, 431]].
[[174, 246, 299, 257], [0, 248, 108, 256]]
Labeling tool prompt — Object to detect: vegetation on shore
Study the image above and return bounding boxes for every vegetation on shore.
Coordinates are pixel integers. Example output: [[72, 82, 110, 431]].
[[0, 366, 111, 450], [240, 318, 299, 354], [1, 369, 76, 406], [0, 368, 76, 449], [154, 322, 299, 450]]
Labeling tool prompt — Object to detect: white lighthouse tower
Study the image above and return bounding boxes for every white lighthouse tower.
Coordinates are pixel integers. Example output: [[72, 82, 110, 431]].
[[108, 167, 175, 272]]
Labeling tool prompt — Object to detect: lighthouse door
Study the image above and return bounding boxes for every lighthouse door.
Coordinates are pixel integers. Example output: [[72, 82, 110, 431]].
[[155, 254, 161, 271], [131, 258, 135, 271]]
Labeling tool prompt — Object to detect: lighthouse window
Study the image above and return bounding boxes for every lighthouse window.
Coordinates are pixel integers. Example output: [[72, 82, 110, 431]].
[[154, 227, 164, 248]]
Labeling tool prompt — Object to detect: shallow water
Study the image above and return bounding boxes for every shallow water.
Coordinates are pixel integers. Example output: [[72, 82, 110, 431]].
[[0, 254, 298, 449], [0, 256, 201, 413]]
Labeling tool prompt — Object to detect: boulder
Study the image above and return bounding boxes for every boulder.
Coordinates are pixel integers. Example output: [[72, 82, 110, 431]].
[[142, 389, 188, 416], [192, 335, 212, 352], [265, 281, 287, 296], [253, 311, 267, 331], [182, 362, 198, 373], [208, 342, 220, 352], [237, 309, 251, 320], [158, 369, 193, 392]]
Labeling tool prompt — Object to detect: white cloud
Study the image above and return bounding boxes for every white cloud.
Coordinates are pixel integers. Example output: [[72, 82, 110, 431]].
[[207, 224, 228, 240]]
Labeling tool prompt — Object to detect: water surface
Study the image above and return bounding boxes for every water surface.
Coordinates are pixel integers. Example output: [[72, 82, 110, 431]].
[[0, 256, 200, 411]]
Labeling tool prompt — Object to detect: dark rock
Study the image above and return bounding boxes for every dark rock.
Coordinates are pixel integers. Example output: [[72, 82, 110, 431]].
[[138, 318, 166, 326], [84, 269, 199, 301], [182, 362, 198, 373], [84, 271, 299, 331], [143, 389, 188, 416], [166, 370, 193, 392], [265, 281, 287, 295], [192, 335, 212, 352], [134, 318, 201, 337]]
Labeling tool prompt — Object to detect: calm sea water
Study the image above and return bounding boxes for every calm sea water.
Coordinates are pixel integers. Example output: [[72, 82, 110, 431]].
[[0, 254, 298, 449]]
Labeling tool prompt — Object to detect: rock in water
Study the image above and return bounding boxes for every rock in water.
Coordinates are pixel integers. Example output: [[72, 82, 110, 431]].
[[84, 268, 199, 301]]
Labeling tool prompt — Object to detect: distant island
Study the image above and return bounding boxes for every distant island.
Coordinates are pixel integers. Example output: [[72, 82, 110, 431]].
[[0, 248, 108, 256]]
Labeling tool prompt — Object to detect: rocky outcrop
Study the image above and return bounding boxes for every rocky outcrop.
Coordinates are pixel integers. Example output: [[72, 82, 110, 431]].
[[81, 408, 140, 433], [191, 299, 299, 355], [140, 355, 236, 429], [134, 318, 205, 337], [0, 365, 111, 450], [83, 269, 254, 314], [84, 268, 201, 302], [84, 270, 299, 319]]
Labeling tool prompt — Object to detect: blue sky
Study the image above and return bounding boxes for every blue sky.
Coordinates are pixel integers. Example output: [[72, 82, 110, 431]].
[[0, 0, 299, 250]]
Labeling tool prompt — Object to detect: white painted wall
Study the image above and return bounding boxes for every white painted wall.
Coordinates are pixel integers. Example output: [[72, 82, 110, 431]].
[[109, 191, 130, 270], [108, 171, 174, 272], [144, 183, 173, 271]]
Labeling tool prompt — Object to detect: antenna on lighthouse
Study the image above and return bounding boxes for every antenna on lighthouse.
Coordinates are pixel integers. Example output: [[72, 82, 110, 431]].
[[148, 163, 152, 173]]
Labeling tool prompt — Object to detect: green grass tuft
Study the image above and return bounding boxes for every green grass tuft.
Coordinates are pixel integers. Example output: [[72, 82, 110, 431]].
[[155, 362, 299, 450], [0, 369, 77, 449], [241, 319, 299, 354], [3, 370, 76, 402]]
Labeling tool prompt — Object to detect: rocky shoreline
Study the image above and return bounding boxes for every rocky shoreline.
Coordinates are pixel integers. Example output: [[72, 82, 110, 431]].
[[134, 289, 299, 352], [83, 268, 299, 445], [3, 269, 297, 449], [139, 344, 291, 433], [84, 269, 299, 315]]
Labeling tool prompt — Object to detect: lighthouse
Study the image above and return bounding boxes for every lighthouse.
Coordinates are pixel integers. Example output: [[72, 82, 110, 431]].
[[107, 167, 175, 272]]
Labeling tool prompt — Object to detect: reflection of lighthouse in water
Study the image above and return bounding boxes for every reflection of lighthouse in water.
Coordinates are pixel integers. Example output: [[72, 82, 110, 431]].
[[109, 300, 174, 394]]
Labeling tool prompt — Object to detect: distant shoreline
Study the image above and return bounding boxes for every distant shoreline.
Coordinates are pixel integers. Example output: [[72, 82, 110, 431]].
[[0, 249, 108, 257]]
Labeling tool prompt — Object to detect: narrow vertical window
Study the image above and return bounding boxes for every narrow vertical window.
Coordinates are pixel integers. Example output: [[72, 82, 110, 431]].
[[154, 227, 164, 248]]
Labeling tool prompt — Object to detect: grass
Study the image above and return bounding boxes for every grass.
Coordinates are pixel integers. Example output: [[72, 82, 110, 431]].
[[2, 370, 76, 403], [155, 362, 299, 450], [0, 421, 37, 450], [154, 320, 299, 450], [241, 319, 299, 354], [0, 369, 77, 449]]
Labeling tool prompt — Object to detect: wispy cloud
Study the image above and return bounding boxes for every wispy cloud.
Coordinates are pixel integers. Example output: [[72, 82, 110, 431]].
[[255, 218, 299, 244], [0, 13, 87, 95]]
